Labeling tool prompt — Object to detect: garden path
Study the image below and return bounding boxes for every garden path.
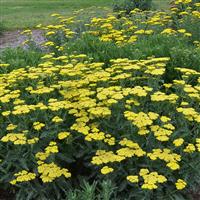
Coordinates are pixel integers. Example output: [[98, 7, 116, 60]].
[[0, 30, 45, 50]]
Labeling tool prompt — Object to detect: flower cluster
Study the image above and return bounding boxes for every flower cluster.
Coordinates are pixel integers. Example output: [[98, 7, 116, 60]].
[[10, 170, 36, 185]]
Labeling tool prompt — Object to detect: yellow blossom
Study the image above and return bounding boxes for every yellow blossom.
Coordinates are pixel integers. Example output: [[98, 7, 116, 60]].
[[100, 166, 114, 174], [175, 179, 187, 190], [173, 138, 184, 147], [58, 132, 71, 140]]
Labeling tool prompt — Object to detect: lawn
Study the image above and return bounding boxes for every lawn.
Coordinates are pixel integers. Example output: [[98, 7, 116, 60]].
[[153, 0, 171, 9], [0, 0, 170, 30], [0, 0, 113, 30]]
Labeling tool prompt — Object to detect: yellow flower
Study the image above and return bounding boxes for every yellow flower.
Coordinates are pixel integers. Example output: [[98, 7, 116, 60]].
[[142, 183, 158, 190], [35, 152, 49, 161], [38, 162, 71, 182], [20, 29, 32, 35], [127, 175, 139, 183], [2, 111, 11, 116], [58, 132, 70, 140], [27, 138, 39, 144], [45, 142, 59, 153], [167, 162, 180, 170], [100, 166, 114, 175], [179, 11, 189, 16], [184, 33, 192, 37], [43, 41, 55, 46], [184, 143, 196, 153], [134, 29, 145, 34], [140, 170, 167, 190], [139, 169, 149, 176], [196, 138, 200, 152], [175, 179, 187, 190], [160, 116, 171, 123], [6, 124, 17, 131], [46, 31, 56, 36], [177, 29, 186, 33], [1, 133, 27, 145], [124, 111, 155, 129], [0, 63, 10, 67], [173, 138, 184, 147], [161, 28, 176, 35], [33, 122, 45, 131], [52, 116, 63, 123], [10, 170, 36, 185]]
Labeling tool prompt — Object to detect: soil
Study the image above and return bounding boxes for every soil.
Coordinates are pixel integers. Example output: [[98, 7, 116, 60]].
[[189, 188, 200, 200], [0, 30, 46, 50], [0, 189, 15, 200]]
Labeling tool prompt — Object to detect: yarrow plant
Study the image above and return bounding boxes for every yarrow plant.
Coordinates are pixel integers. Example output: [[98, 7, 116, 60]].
[[0, 0, 200, 199], [1, 53, 200, 199]]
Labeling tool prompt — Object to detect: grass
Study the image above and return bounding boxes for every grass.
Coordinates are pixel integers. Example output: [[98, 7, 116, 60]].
[[153, 0, 171, 10], [0, 0, 113, 30], [0, 0, 170, 30], [0, 22, 5, 35]]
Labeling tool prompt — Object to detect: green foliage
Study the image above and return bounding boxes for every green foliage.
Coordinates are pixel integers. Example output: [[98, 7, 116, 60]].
[[176, 15, 200, 42], [65, 34, 200, 81], [0, 47, 43, 71], [0, 22, 5, 35], [113, 0, 153, 13], [66, 180, 116, 200]]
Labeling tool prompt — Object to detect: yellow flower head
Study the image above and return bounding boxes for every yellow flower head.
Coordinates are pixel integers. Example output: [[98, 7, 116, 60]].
[[100, 166, 114, 175], [175, 179, 187, 190]]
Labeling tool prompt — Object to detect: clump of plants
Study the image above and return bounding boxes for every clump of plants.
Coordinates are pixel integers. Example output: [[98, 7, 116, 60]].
[[0, 0, 200, 200], [0, 52, 200, 199]]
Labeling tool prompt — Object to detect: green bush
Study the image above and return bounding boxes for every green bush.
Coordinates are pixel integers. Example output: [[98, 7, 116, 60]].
[[113, 0, 152, 13]]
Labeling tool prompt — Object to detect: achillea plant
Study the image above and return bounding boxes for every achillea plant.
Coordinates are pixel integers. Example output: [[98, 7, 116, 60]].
[[0, 1, 200, 199]]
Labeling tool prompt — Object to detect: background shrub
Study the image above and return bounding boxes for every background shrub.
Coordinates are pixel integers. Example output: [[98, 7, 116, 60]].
[[113, 0, 152, 13]]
